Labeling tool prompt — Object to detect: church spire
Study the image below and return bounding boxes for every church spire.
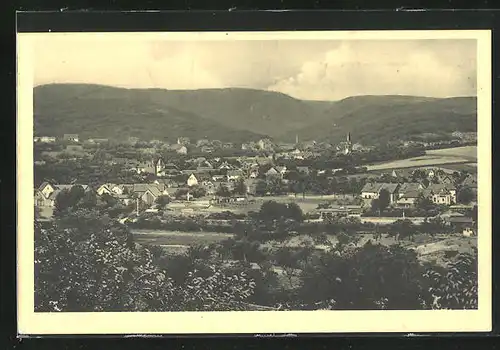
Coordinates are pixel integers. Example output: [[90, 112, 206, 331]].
[[295, 134, 299, 144]]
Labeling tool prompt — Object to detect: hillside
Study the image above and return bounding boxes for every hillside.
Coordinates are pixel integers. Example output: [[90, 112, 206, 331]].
[[34, 84, 477, 144], [33, 84, 266, 143], [284, 95, 477, 144], [34, 84, 331, 141]]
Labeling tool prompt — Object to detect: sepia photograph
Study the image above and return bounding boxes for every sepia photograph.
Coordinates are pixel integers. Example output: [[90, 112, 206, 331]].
[[17, 29, 492, 334]]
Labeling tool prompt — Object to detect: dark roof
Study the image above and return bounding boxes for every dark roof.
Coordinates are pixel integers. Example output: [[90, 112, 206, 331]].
[[361, 183, 399, 194], [399, 183, 423, 194], [447, 217, 474, 224]]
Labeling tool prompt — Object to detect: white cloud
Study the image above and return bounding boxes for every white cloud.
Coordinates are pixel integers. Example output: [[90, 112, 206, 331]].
[[268, 40, 476, 100], [33, 36, 476, 100]]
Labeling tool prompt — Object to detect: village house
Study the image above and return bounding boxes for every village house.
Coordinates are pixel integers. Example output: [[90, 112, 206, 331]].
[[109, 157, 141, 169], [424, 184, 457, 205], [35, 182, 90, 208], [196, 160, 214, 173], [63, 134, 79, 143], [221, 142, 235, 149], [34, 136, 56, 143], [248, 168, 259, 179], [162, 163, 180, 176], [154, 178, 177, 188], [134, 160, 156, 175], [360, 183, 400, 203], [227, 169, 244, 182], [396, 183, 425, 207], [177, 137, 191, 146], [86, 138, 109, 144], [257, 138, 275, 151], [218, 161, 235, 171], [265, 167, 281, 179], [140, 186, 163, 206], [275, 166, 288, 177], [290, 148, 304, 160], [187, 173, 200, 187], [241, 141, 258, 151], [445, 215, 475, 235], [96, 183, 117, 196]]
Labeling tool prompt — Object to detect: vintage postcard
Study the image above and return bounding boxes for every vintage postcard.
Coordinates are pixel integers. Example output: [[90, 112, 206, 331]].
[[17, 30, 491, 335]]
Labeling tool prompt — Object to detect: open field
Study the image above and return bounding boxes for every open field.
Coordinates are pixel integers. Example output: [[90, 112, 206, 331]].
[[214, 194, 348, 215], [366, 146, 477, 172], [425, 146, 477, 159], [132, 229, 234, 246]]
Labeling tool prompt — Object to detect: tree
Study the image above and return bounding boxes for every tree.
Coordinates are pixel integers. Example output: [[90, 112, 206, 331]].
[[298, 244, 428, 310], [191, 186, 207, 198], [155, 195, 170, 208], [415, 193, 435, 212], [216, 184, 231, 197], [79, 190, 97, 209], [259, 201, 289, 221], [54, 185, 86, 214], [34, 209, 258, 312], [287, 203, 304, 222], [423, 252, 478, 309], [457, 187, 474, 204], [370, 198, 381, 216], [233, 178, 247, 196], [390, 219, 417, 240], [378, 189, 390, 213], [254, 180, 267, 196], [174, 188, 189, 200]]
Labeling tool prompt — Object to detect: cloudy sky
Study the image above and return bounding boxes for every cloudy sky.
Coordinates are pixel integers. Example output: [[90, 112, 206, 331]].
[[33, 35, 477, 101]]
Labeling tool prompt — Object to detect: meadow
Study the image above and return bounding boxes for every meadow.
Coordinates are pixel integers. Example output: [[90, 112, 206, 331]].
[[366, 146, 477, 171], [132, 229, 234, 246]]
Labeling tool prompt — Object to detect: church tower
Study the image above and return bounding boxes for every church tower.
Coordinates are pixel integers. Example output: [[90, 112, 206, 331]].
[[155, 158, 165, 176], [344, 132, 353, 155]]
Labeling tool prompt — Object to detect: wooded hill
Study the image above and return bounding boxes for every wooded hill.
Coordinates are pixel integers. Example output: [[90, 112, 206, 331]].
[[34, 84, 477, 144]]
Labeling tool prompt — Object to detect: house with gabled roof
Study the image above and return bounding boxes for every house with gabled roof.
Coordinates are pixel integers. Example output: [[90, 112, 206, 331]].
[[424, 183, 457, 205], [396, 182, 425, 207], [265, 167, 280, 178], [227, 169, 244, 182], [361, 183, 400, 203]]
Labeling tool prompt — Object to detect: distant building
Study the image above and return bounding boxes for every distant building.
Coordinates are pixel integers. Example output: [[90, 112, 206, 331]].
[[257, 138, 274, 151], [171, 144, 188, 155], [34, 136, 56, 143], [177, 137, 191, 146], [63, 134, 79, 142], [87, 138, 109, 144]]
